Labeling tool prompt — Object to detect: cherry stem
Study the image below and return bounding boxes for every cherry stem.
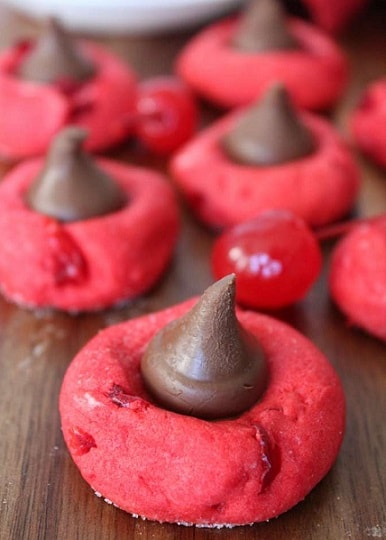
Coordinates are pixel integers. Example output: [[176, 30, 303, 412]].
[[314, 213, 386, 241]]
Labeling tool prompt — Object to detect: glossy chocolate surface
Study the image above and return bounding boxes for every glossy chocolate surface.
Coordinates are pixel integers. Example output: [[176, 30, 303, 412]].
[[141, 275, 267, 419], [26, 127, 126, 221], [222, 84, 316, 166], [18, 18, 96, 83], [231, 0, 298, 52]]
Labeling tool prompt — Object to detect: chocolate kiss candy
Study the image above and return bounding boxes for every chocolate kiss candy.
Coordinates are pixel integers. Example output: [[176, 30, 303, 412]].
[[221, 84, 316, 166], [25, 127, 126, 222], [18, 18, 96, 83], [141, 274, 267, 420], [231, 0, 298, 53]]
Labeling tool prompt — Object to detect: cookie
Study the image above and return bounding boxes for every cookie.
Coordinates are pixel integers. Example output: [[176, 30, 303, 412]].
[[60, 275, 345, 527], [175, 0, 348, 111], [170, 85, 360, 230], [0, 128, 179, 312], [302, 0, 368, 33], [350, 78, 386, 168], [329, 218, 386, 342], [0, 19, 137, 160]]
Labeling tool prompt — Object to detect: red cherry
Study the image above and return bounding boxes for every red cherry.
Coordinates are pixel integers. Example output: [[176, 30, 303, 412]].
[[211, 210, 322, 309], [135, 76, 198, 155]]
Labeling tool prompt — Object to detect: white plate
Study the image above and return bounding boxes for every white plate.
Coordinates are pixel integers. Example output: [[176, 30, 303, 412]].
[[5, 0, 245, 34]]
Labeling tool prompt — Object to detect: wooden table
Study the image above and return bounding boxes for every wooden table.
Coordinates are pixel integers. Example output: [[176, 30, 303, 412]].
[[0, 3, 385, 539]]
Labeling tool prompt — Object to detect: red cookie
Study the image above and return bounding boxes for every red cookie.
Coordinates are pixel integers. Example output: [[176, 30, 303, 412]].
[[0, 159, 179, 312], [350, 79, 386, 168], [302, 0, 368, 33], [329, 217, 386, 342], [0, 40, 137, 160], [60, 298, 345, 527], [170, 108, 360, 229], [175, 16, 348, 111]]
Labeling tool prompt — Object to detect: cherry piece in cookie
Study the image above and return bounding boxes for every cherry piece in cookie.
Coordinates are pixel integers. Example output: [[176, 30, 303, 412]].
[[171, 85, 360, 229], [0, 18, 137, 160], [60, 276, 345, 526], [212, 211, 322, 309], [0, 127, 179, 312], [175, 0, 348, 111], [350, 78, 386, 168], [329, 217, 386, 342]]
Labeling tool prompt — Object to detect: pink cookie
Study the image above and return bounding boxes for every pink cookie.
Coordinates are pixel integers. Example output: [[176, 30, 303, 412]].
[[350, 79, 386, 168], [329, 217, 386, 342], [302, 0, 368, 32], [0, 159, 179, 312], [170, 107, 360, 229], [176, 16, 348, 111], [0, 40, 137, 160], [60, 298, 345, 527]]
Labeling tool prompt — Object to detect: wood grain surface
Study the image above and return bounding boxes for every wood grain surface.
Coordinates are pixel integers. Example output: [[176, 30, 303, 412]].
[[0, 3, 385, 539]]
